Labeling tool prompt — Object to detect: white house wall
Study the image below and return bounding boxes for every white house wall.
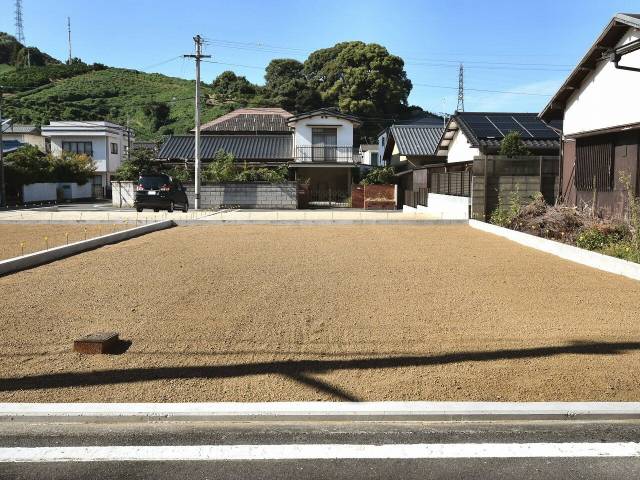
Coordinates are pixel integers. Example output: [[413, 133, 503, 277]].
[[563, 28, 640, 136], [293, 116, 354, 148], [446, 129, 480, 163], [49, 135, 125, 174]]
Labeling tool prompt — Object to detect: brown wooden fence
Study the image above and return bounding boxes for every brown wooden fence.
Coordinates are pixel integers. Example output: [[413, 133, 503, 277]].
[[430, 170, 472, 197]]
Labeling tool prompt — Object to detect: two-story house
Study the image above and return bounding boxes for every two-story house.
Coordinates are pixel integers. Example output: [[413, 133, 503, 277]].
[[41, 121, 132, 198], [158, 107, 363, 205]]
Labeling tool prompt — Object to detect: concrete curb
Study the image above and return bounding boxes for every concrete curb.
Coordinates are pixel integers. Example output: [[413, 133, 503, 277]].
[[173, 219, 468, 226], [0, 220, 174, 276], [469, 219, 640, 281], [1, 402, 640, 423]]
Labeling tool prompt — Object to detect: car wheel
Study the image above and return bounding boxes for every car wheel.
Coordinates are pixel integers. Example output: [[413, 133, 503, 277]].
[[136, 207, 143, 212], [168, 201, 174, 213], [182, 201, 189, 213]]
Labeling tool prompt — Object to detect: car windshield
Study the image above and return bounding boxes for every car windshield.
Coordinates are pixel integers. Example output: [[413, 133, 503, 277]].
[[139, 175, 170, 190]]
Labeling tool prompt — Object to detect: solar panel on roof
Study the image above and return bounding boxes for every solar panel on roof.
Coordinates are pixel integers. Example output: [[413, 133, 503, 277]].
[[462, 115, 501, 138], [487, 116, 530, 137]]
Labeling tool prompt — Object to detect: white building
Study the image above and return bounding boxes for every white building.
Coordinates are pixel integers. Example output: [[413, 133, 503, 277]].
[[2, 124, 47, 152], [540, 13, 640, 218], [41, 121, 132, 197], [358, 144, 380, 167], [287, 109, 362, 202]]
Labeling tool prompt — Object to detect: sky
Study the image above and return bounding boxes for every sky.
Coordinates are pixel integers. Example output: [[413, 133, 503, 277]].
[[1, 0, 638, 115]]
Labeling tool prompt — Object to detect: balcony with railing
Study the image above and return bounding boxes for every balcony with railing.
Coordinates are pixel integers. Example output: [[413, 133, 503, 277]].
[[294, 145, 362, 164]]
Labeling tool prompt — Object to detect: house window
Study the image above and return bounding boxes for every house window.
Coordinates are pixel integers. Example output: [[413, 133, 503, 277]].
[[62, 141, 93, 156], [110, 142, 118, 154], [575, 136, 614, 192], [311, 128, 337, 162]]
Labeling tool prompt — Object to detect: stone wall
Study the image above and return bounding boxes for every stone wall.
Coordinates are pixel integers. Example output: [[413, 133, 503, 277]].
[[186, 182, 297, 209]]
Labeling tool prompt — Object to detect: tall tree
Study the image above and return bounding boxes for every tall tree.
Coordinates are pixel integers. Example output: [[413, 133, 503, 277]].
[[303, 41, 412, 117], [264, 59, 321, 113], [212, 70, 256, 98]]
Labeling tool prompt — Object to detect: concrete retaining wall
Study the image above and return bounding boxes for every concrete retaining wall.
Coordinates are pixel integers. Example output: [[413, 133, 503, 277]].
[[22, 182, 92, 203], [22, 183, 57, 203], [0, 220, 174, 276], [187, 182, 297, 209], [419, 193, 470, 219], [111, 181, 137, 208], [469, 219, 640, 281]]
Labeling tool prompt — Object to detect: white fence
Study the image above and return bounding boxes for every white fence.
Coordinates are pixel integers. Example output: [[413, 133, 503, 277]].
[[418, 193, 471, 220], [111, 181, 137, 208], [22, 182, 93, 203]]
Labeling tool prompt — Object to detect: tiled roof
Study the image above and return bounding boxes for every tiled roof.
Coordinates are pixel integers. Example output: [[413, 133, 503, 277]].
[[158, 135, 293, 161], [199, 108, 293, 133], [478, 138, 561, 149], [4, 124, 40, 134], [390, 125, 444, 156], [1, 140, 24, 154]]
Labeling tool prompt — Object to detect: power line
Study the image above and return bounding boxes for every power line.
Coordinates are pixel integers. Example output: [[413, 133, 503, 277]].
[[201, 60, 264, 70], [412, 83, 553, 97]]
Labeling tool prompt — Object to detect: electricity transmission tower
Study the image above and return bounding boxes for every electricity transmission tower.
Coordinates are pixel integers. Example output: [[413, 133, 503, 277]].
[[456, 63, 464, 112], [15, 0, 25, 44], [15, 0, 29, 67]]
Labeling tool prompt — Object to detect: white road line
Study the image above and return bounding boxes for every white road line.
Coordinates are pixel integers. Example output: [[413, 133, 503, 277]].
[[2, 443, 640, 462]]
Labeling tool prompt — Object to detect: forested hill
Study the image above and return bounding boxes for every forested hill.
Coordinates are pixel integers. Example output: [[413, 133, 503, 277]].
[[0, 34, 438, 141]]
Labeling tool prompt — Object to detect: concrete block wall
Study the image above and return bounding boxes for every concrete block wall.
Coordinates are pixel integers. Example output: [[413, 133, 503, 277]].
[[186, 182, 297, 209], [111, 181, 137, 208]]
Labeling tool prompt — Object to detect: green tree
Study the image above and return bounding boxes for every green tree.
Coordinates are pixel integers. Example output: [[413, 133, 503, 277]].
[[264, 59, 321, 112], [48, 151, 96, 184], [499, 131, 531, 157], [202, 150, 236, 183], [143, 101, 171, 131], [360, 166, 395, 185], [303, 41, 411, 118], [212, 71, 256, 98], [112, 147, 155, 181], [4, 145, 95, 187]]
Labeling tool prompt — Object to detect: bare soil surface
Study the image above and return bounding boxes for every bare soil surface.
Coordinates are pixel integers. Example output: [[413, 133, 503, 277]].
[[1, 225, 639, 402], [0, 224, 131, 260]]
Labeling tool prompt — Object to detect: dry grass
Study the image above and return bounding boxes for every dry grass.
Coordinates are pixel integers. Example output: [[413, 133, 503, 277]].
[[0, 224, 131, 260], [1, 225, 640, 402]]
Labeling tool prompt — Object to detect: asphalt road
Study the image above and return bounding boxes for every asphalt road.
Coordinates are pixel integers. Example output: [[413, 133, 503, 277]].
[[1, 420, 640, 479]]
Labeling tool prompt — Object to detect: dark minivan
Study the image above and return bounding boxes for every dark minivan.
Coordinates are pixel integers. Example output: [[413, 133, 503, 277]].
[[135, 173, 189, 213]]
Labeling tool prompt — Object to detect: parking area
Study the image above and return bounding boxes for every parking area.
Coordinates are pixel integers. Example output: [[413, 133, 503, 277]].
[[1, 224, 639, 402]]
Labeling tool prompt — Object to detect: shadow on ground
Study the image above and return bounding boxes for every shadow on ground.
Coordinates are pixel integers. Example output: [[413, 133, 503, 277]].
[[1, 341, 638, 401]]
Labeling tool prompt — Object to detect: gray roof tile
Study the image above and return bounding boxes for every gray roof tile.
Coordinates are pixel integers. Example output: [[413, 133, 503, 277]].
[[158, 135, 293, 161], [390, 125, 444, 156]]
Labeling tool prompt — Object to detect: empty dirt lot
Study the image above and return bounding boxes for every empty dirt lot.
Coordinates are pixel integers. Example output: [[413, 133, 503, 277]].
[[0, 224, 131, 260], [1, 224, 639, 402]]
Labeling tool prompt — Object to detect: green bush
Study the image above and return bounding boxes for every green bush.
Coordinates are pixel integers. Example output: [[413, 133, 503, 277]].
[[360, 166, 394, 185], [165, 165, 191, 183], [4, 145, 95, 186], [600, 242, 640, 263], [490, 188, 522, 227], [576, 227, 612, 251], [576, 224, 629, 251], [202, 150, 236, 183]]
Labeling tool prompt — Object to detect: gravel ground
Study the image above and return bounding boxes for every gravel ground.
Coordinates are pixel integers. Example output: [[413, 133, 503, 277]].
[[1, 225, 640, 402], [0, 224, 131, 260]]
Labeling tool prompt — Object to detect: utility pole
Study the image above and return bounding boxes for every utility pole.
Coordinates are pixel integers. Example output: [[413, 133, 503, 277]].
[[67, 17, 72, 64], [456, 63, 464, 112], [126, 113, 132, 161], [0, 87, 5, 208], [184, 35, 210, 210]]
